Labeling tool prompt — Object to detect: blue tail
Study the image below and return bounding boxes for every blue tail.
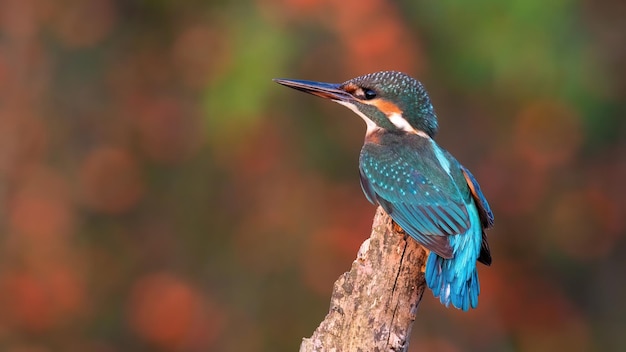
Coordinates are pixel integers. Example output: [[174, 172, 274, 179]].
[[424, 201, 484, 311], [425, 253, 480, 311]]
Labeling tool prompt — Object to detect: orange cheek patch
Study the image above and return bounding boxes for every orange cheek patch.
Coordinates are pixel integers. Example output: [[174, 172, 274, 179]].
[[369, 99, 402, 116]]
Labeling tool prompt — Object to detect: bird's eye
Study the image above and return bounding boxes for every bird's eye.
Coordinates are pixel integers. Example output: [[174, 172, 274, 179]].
[[363, 89, 377, 100]]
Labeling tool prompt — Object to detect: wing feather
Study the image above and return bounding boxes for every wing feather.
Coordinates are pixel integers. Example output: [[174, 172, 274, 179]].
[[359, 140, 475, 259], [460, 166, 493, 265], [461, 166, 494, 228]]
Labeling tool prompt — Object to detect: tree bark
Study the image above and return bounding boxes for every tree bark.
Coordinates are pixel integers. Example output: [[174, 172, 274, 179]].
[[299, 207, 428, 352]]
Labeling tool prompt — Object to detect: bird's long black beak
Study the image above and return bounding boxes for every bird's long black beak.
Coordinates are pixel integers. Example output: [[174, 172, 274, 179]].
[[273, 78, 354, 102]]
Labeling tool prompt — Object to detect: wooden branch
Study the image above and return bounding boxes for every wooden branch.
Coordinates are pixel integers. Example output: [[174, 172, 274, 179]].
[[300, 207, 428, 352]]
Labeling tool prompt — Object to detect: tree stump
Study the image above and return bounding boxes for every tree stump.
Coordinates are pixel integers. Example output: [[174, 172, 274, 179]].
[[300, 207, 428, 352]]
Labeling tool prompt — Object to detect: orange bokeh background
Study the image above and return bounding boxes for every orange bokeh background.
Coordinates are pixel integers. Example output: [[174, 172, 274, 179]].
[[0, 0, 624, 351]]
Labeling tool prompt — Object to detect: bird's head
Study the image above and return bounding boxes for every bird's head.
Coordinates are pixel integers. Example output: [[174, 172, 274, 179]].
[[274, 71, 438, 137]]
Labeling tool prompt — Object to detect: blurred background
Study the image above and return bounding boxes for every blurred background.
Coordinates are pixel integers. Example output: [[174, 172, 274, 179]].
[[0, 0, 624, 351]]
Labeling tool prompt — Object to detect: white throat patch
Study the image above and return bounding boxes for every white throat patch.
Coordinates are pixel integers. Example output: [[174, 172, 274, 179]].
[[335, 100, 431, 139], [335, 100, 380, 135]]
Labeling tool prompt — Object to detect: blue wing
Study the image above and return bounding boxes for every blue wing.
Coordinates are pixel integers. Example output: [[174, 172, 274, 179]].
[[359, 140, 475, 259], [460, 165, 493, 265], [460, 166, 494, 228]]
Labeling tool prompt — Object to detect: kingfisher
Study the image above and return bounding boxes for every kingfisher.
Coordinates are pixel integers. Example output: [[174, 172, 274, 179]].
[[274, 71, 493, 311]]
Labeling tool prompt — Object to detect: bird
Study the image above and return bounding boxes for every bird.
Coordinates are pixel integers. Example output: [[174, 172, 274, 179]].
[[273, 71, 493, 311]]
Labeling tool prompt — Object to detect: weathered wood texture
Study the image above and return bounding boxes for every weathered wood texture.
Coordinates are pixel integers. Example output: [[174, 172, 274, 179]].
[[300, 207, 428, 352]]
